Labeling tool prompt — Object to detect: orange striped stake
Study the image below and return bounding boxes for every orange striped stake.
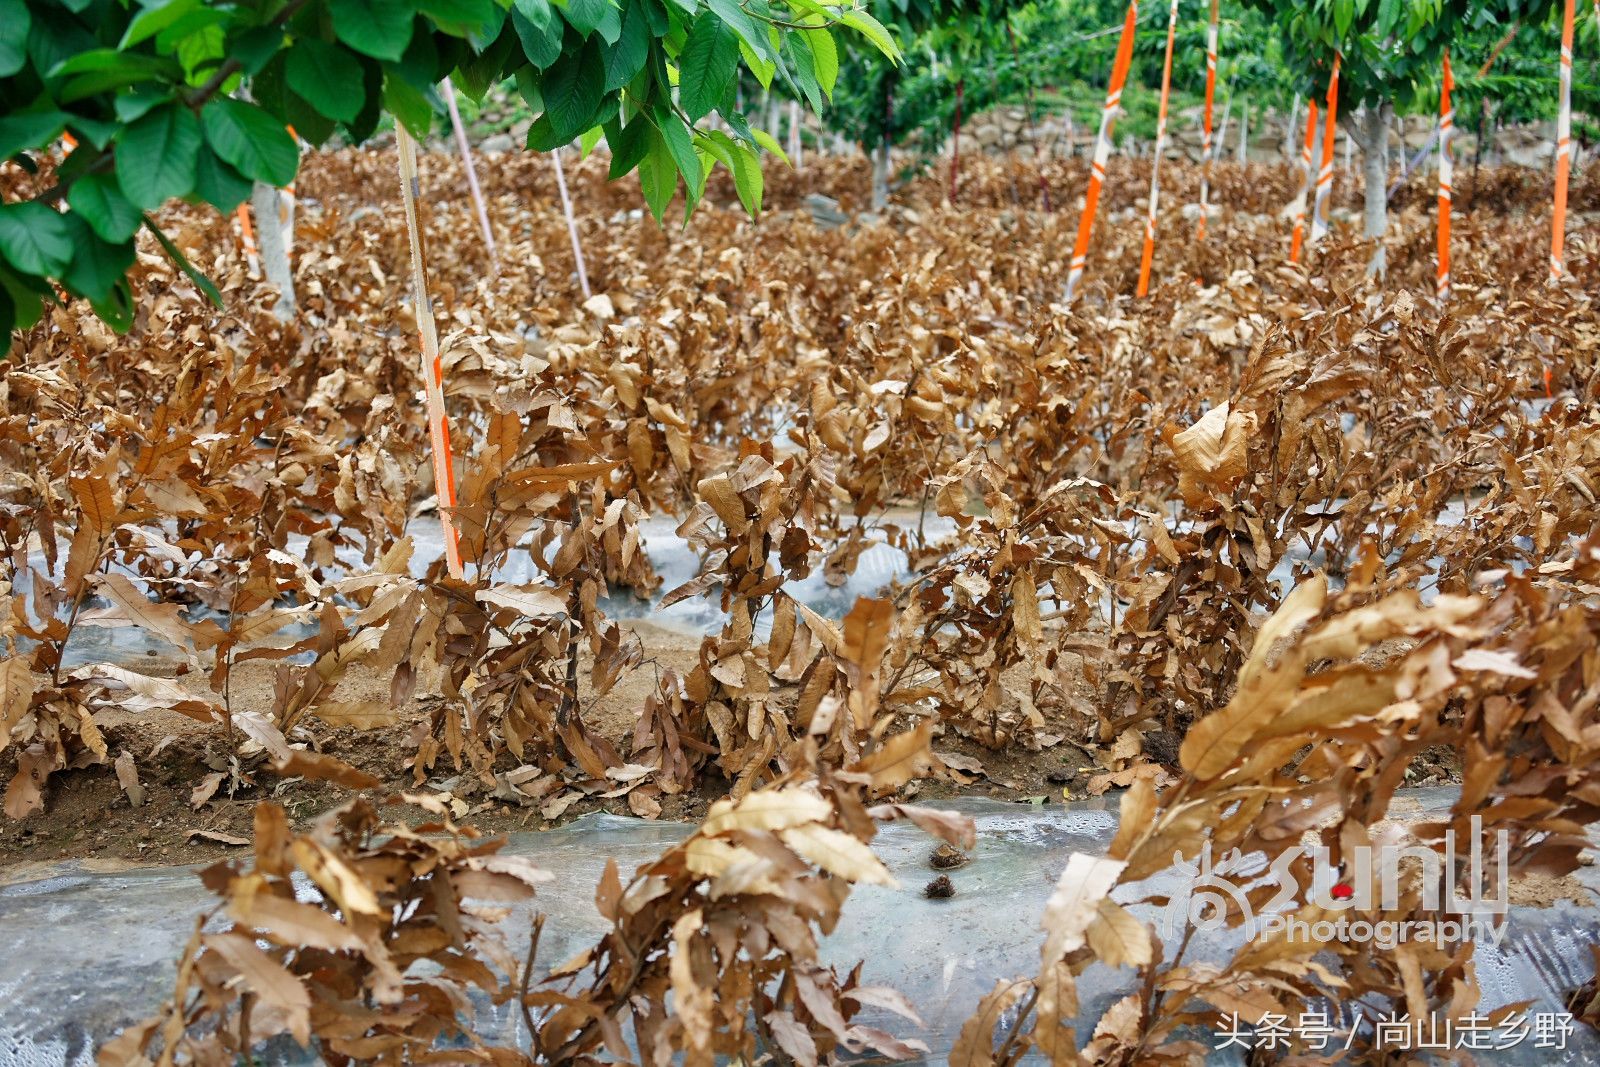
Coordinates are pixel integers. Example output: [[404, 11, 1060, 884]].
[[234, 204, 261, 278], [1289, 102, 1317, 262], [1437, 52, 1455, 299], [1136, 0, 1180, 297], [396, 125, 465, 579], [1551, 0, 1575, 280], [1065, 0, 1138, 302], [1309, 52, 1341, 250], [1196, 0, 1219, 240]]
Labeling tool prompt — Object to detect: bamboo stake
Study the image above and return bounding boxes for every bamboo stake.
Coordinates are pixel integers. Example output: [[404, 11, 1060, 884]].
[[442, 77, 499, 270], [1309, 53, 1341, 250], [396, 125, 464, 580], [1551, 0, 1575, 280], [1196, 0, 1219, 239], [1137, 0, 1180, 297], [1289, 101, 1318, 262], [1064, 0, 1139, 302], [551, 146, 591, 300], [1438, 52, 1455, 299]]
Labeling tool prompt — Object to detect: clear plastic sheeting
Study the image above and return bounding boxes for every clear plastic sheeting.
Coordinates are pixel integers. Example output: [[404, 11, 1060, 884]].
[[3, 794, 1600, 1064]]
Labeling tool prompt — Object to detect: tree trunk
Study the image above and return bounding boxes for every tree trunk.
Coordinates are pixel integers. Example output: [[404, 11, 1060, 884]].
[[1236, 101, 1249, 163], [1344, 102, 1393, 278], [872, 76, 894, 212], [872, 141, 890, 212], [251, 181, 295, 319]]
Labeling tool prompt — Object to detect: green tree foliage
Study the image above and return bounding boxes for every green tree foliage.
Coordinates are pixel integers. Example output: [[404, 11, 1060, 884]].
[[0, 0, 898, 353], [1240, 0, 1558, 108]]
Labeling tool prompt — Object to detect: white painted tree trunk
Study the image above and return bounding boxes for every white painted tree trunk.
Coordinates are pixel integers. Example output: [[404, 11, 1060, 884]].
[[1236, 102, 1249, 162], [1353, 102, 1393, 277], [871, 141, 890, 212], [251, 181, 295, 319]]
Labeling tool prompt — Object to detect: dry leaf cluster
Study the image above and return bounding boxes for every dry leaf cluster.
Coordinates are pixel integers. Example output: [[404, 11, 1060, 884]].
[[0, 146, 1596, 1061]]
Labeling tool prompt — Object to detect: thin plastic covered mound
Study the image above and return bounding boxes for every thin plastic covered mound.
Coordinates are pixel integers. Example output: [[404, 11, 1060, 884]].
[[3, 795, 1598, 1064]]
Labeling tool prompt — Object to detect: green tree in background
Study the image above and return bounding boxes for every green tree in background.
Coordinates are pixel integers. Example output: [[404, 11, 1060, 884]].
[[1242, 0, 1559, 274], [0, 0, 899, 354]]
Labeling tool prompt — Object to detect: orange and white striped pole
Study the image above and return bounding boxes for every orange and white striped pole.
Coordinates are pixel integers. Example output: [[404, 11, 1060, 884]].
[[1550, 0, 1575, 280], [1136, 0, 1180, 297], [234, 205, 261, 278], [1309, 52, 1341, 251], [396, 125, 465, 579], [1437, 52, 1455, 299], [1196, 0, 1219, 240], [1289, 102, 1318, 262], [1065, 0, 1138, 302]]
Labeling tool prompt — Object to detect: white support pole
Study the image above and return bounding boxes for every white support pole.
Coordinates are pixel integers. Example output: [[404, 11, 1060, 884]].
[[442, 77, 499, 270], [551, 146, 591, 300]]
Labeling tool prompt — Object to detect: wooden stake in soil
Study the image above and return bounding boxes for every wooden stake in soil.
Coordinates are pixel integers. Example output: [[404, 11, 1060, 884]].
[[1065, 0, 1139, 302], [551, 146, 592, 300], [1196, 0, 1219, 239], [395, 125, 465, 580], [1550, 0, 1575, 280], [1136, 0, 1180, 297], [443, 77, 499, 270], [1438, 52, 1455, 299], [1309, 53, 1341, 251], [1289, 101, 1317, 262]]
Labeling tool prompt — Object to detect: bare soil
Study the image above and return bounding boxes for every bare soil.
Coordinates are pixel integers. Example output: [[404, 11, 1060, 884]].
[[1, 619, 1118, 872]]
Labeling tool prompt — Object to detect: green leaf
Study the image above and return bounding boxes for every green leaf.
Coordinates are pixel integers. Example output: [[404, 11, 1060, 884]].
[[540, 36, 605, 144], [202, 98, 299, 186], [330, 0, 415, 61], [707, 0, 773, 62], [678, 10, 738, 121], [784, 28, 823, 111], [114, 86, 172, 124], [419, 0, 500, 37], [91, 276, 135, 334], [60, 216, 135, 303], [0, 110, 69, 162], [637, 128, 676, 221], [737, 37, 775, 88], [119, 0, 202, 49], [0, 0, 31, 77], [655, 106, 702, 205], [0, 203, 74, 277], [69, 173, 144, 242], [115, 104, 201, 210], [839, 8, 897, 61], [193, 146, 254, 213], [512, 6, 563, 67], [383, 69, 435, 136], [579, 124, 605, 156], [606, 111, 652, 177], [144, 218, 222, 308], [562, 0, 621, 41], [750, 127, 787, 165], [514, 0, 557, 34], [803, 27, 836, 97], [602, 0, 649, 90], [286, 38, 367, 123], [727, 140, 763, 214], [0, 262, 57, 348]]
